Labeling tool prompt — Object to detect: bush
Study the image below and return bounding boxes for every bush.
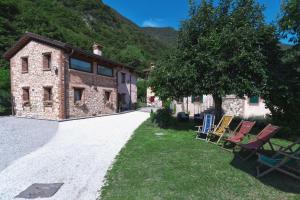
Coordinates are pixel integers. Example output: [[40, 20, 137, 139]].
[[150, 108, 172, 128]]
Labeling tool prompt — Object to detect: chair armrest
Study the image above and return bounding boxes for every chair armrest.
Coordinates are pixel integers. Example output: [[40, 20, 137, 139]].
[[278, 151, 300, 160]]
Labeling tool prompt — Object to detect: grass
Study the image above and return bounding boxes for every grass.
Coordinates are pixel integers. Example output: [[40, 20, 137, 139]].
[[100, 119, 300, 200]]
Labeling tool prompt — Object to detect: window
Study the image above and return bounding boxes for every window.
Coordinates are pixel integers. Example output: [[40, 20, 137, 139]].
[[74, 88, 84, 103], [97, 65, 113, 77], [192, 95, 203, 103], [43, 87, 53, 101], [121, 93, 126, 104], [104, 91, 111, 102], [177, 97, 183, 104], [21, 57, 28, 73], [121, 73, 126, 83], [249, 96, 259, 104], [43, 53, 51, 70], [70, 58, 92, 73], [22, 87, 30, 105]]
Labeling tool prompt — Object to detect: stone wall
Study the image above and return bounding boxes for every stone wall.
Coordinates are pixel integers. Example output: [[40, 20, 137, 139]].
[[10, 41, 63, 120], [222, 95, 244, 117], [67, 62, 118, 118]]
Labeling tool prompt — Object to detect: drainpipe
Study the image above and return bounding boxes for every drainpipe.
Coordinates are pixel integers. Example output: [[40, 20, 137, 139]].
[[186, 97, 188, 114], [64, 49, 74, 119], [129, 74, 132, 110], [116, 70, 119, 112]]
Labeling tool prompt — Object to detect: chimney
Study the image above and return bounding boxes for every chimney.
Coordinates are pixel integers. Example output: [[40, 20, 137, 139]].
[[92, 43, 103, 56], [150, 63, 155, 69]]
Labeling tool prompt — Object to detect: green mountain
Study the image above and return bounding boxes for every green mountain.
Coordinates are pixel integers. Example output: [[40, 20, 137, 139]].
[[0, 0, 171, 69], [142, 27, 178, 47]]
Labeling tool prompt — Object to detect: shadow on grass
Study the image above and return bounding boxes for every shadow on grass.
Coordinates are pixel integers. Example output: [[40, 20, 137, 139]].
[[230, 150, 300, 195], [162, 117, 198, 131]]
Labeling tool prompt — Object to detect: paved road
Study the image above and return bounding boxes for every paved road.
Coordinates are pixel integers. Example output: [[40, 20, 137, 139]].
[[0, 111, 149, 200], [0, 117, 58, 171]]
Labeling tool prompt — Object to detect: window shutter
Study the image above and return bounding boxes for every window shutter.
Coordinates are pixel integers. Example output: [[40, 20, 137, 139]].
[[43, 54, 51, 70], [200, 95, 203, 103], [22, 58, 28, 72], [23, 89, 29, 101], [249, 96, 259, 104], [44, 88, 49, 101], [43, 55, 47, 70]]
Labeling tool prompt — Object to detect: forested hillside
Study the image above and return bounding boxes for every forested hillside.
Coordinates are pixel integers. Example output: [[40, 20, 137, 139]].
[[0, 0, 172, 114], [142, 27, 178, 46], [0, 0, 171, 69]]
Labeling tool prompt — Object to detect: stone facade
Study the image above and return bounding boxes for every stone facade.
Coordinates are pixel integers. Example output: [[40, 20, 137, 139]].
[[10, 41, 63, 120], [7, 35, 137, 120], [67, 67, 118, 118], [172, 94, 270, 118], [222, 95, 244, 117]]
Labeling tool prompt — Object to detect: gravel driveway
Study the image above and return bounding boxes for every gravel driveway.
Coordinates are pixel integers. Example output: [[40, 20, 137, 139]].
[[0, 117, 58, 171], [0, 111, 149, 200]]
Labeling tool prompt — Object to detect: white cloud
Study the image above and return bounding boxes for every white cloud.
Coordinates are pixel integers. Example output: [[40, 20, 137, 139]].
[[142, 18, 164, 27]]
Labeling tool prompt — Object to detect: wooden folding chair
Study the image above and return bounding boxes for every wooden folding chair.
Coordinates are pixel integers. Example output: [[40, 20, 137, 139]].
[[235, 124, 280, 161], [207, 115, 234, 144], [257, 139, 300, 180], [195, 114, 215, 140]]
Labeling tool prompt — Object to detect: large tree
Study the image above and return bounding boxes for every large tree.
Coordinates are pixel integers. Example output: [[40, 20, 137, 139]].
[[264, 0, 300, 130], [150, 0, 279, 120]]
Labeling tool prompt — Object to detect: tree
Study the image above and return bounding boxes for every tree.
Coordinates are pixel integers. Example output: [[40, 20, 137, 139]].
[[136, 79, 148, 103], [264, 0, 300, 131], [117, 45, 147, 69], [279, 0, 300, 45], [150, 0, 279, 120]]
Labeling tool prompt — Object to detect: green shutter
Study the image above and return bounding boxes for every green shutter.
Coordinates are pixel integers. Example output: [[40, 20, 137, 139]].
[[249, 96, 259, 104], [191, 95, 195, 103], [200, 95, 203, 103]]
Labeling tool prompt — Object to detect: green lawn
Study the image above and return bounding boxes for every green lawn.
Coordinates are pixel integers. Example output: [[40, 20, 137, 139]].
[[100, 119, 300, 200]]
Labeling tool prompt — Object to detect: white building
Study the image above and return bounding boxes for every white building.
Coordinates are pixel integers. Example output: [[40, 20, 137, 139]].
[[172, 94, 270, 118]]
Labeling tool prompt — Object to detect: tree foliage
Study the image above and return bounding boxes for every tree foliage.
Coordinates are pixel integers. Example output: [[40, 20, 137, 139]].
[[149, 0, 279, 120], [264, 0, 300, 130]]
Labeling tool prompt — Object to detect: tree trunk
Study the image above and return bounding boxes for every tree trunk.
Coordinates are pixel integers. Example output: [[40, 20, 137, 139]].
[[213, 94, 223, 122]]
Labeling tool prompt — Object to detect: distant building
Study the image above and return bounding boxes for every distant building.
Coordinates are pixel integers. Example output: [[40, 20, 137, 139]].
[[173, 95, 270, 118], [144, 66, 270, 118], [3, 32, 137, 120], [143, 64, 162, 108]]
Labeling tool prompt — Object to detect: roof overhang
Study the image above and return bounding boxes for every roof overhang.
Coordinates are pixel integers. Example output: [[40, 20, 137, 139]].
[[3, 32, 135, 71]]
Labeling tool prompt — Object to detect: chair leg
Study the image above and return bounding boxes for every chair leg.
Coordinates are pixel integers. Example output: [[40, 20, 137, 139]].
[[216, 134, 224, 145], [257, 165, 276, 178]]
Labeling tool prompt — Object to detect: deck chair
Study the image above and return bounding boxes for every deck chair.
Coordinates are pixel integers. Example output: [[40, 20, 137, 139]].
[[236, 124, 280, 161], [207, 115, 234, 144], [223, 121, 256, 145], [256, 139, 300, 180], [195, 114, 215, 140]]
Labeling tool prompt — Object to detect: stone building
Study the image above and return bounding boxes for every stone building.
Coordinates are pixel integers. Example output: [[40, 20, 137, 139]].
[[172, 94, 270, 118], [3, 32, 137, 120]]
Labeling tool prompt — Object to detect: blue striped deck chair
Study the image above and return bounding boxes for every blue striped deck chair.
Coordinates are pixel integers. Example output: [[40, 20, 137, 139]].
[[195, 114, 215, 140]]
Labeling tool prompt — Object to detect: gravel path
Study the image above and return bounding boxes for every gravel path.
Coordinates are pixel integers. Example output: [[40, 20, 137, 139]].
[[0, 111, 149, 200], [0, 117, 58, 171]]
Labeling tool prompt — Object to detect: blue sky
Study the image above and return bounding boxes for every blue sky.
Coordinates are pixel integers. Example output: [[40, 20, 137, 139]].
[[103, 0, 282, 29], [103, 0, 289, 44]]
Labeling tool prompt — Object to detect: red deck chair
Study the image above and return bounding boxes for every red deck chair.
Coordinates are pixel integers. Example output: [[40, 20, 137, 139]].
[[224, 121, 256, 144], [235, 124, 280, 161]]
